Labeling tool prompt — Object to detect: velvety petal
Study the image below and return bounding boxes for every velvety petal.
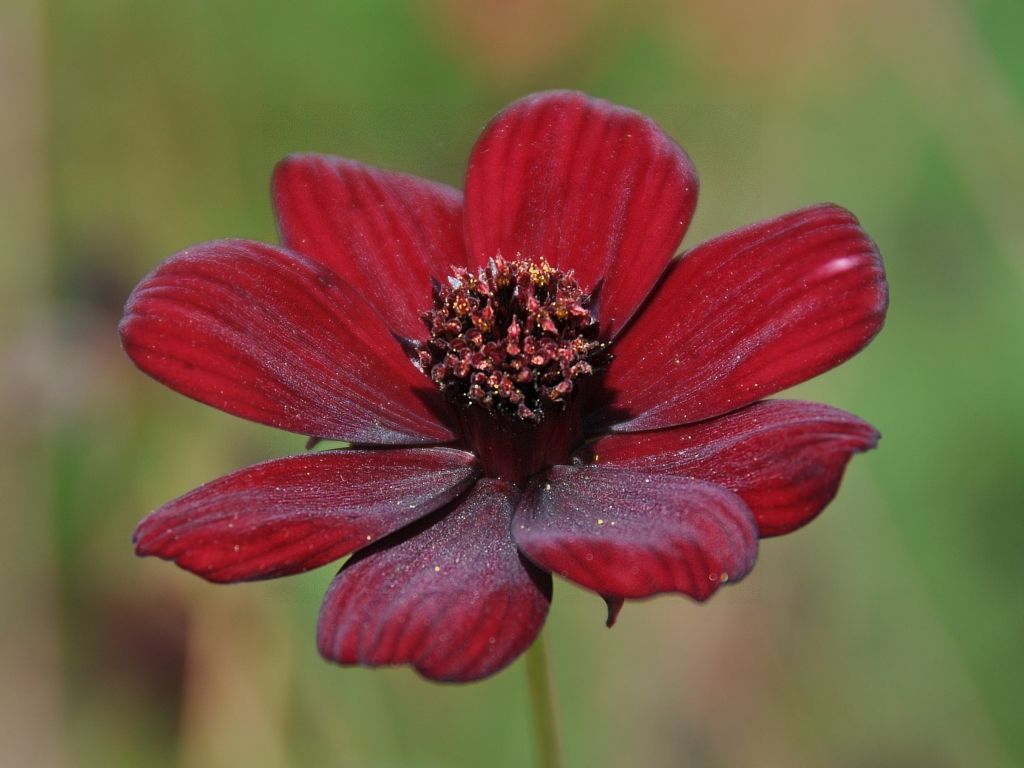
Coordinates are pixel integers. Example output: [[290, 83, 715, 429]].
[[592, 204, 888, 432], [134, 447, 478, 582], [464, 90, 698, 338], [318, 479, 552, 682], [119, 239, 453, 444], [514, 465, 757, 602], [581, 400, 879, 537], [272, 154, 465, 340]]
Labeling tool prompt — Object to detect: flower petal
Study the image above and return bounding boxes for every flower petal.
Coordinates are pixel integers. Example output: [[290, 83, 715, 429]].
[[592, 204, 888, 432], [514, 465, 757, 602], [464, 90, 698, 337], [317, 479, 552, 682], [272, 154, 466, 340], [133, 447, 478, 582], [119, 239, 454, 444], [582, 400, 879, 537]]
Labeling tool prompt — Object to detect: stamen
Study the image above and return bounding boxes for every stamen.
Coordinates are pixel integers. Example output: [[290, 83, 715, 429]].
[[417, 255, 608, 422]]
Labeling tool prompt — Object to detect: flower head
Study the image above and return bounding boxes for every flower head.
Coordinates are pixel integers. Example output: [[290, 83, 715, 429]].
[[121, 91, 887, 682]]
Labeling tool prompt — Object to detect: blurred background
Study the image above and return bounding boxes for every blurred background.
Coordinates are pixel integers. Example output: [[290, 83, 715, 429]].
[[3, 0, 1023, 766]]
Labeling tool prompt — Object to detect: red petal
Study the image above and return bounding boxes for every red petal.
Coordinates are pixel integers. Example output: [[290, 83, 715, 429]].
[[514, 465, 757, 602], [582, 400, 879, 537], [133, 447, 478, 582], [593, 204, 888, 431], [120, 239, 453, 444], [317, 479, 552, 682], [464, 91, 698, 337], [272, 155, 465, 340]]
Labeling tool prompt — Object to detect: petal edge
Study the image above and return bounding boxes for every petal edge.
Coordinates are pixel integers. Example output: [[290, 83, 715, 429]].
[[134, 447, 479, 582], [464, 90, 698, 338], [514, 465, 757, 602], [317, 479, 552, 682], [583, 400, 879, 536], [592, 204, 888, 431], [272, 154, 466, 340], [120, 239, 454, 444]]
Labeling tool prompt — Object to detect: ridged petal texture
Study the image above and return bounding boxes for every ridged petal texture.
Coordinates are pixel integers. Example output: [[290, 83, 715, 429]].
[[514, 465, 758, 601], [464, 90, 698, 337], [133, 448, 478, 582], [121, 90, 891, 684], [582, 400, 879, 536], [272, 155, 466, 340], [119, 239, 454, 444], [593, 204, 888, 432], [317, 479, 552, 682]]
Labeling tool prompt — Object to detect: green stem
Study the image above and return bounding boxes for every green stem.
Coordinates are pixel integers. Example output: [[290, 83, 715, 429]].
[[525, 632, 560, 768]]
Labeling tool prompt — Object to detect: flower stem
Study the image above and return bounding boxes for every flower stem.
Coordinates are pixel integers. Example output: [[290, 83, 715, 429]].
[[525, 632, 560, 768]]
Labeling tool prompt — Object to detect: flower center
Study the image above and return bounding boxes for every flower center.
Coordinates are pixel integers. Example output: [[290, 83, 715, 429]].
[[417, 256, 606, 423]]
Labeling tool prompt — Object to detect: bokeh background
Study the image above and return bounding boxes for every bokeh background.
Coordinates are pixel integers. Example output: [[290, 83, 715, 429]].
[[3, 1, 1023, 766]]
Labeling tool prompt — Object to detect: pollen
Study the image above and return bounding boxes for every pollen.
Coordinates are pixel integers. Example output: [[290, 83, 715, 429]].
[[417, 255, 609, 422]]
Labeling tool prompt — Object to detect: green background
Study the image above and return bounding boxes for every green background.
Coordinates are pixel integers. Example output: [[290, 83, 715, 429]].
[[3, 1, 1022, 766]]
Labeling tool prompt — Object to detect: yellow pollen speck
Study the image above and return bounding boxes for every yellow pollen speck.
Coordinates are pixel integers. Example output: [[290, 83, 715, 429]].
[[434, 565, 441, 573], [597, 518, 605, 525], [543, 482, 552, 491], [720, 572, 729, 583], [593, 453, 600, 462], [527, 259, 555, 286]]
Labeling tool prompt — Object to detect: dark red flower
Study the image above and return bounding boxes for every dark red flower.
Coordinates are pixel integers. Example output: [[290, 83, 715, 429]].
[[121, 91, 887, 682]]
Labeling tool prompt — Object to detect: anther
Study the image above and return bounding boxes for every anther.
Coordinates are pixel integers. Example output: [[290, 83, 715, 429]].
[[416, 257, 608, 422]]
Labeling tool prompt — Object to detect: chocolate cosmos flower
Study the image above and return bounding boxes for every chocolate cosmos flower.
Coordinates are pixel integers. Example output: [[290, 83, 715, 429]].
[[122, 91, 887, 682]]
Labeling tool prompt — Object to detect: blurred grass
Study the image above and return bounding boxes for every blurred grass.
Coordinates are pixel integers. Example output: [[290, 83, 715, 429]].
[[2, 0, 1022, 766]]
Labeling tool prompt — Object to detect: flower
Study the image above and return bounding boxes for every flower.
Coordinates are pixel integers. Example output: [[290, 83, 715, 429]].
[[121, 91, 888, 682]]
